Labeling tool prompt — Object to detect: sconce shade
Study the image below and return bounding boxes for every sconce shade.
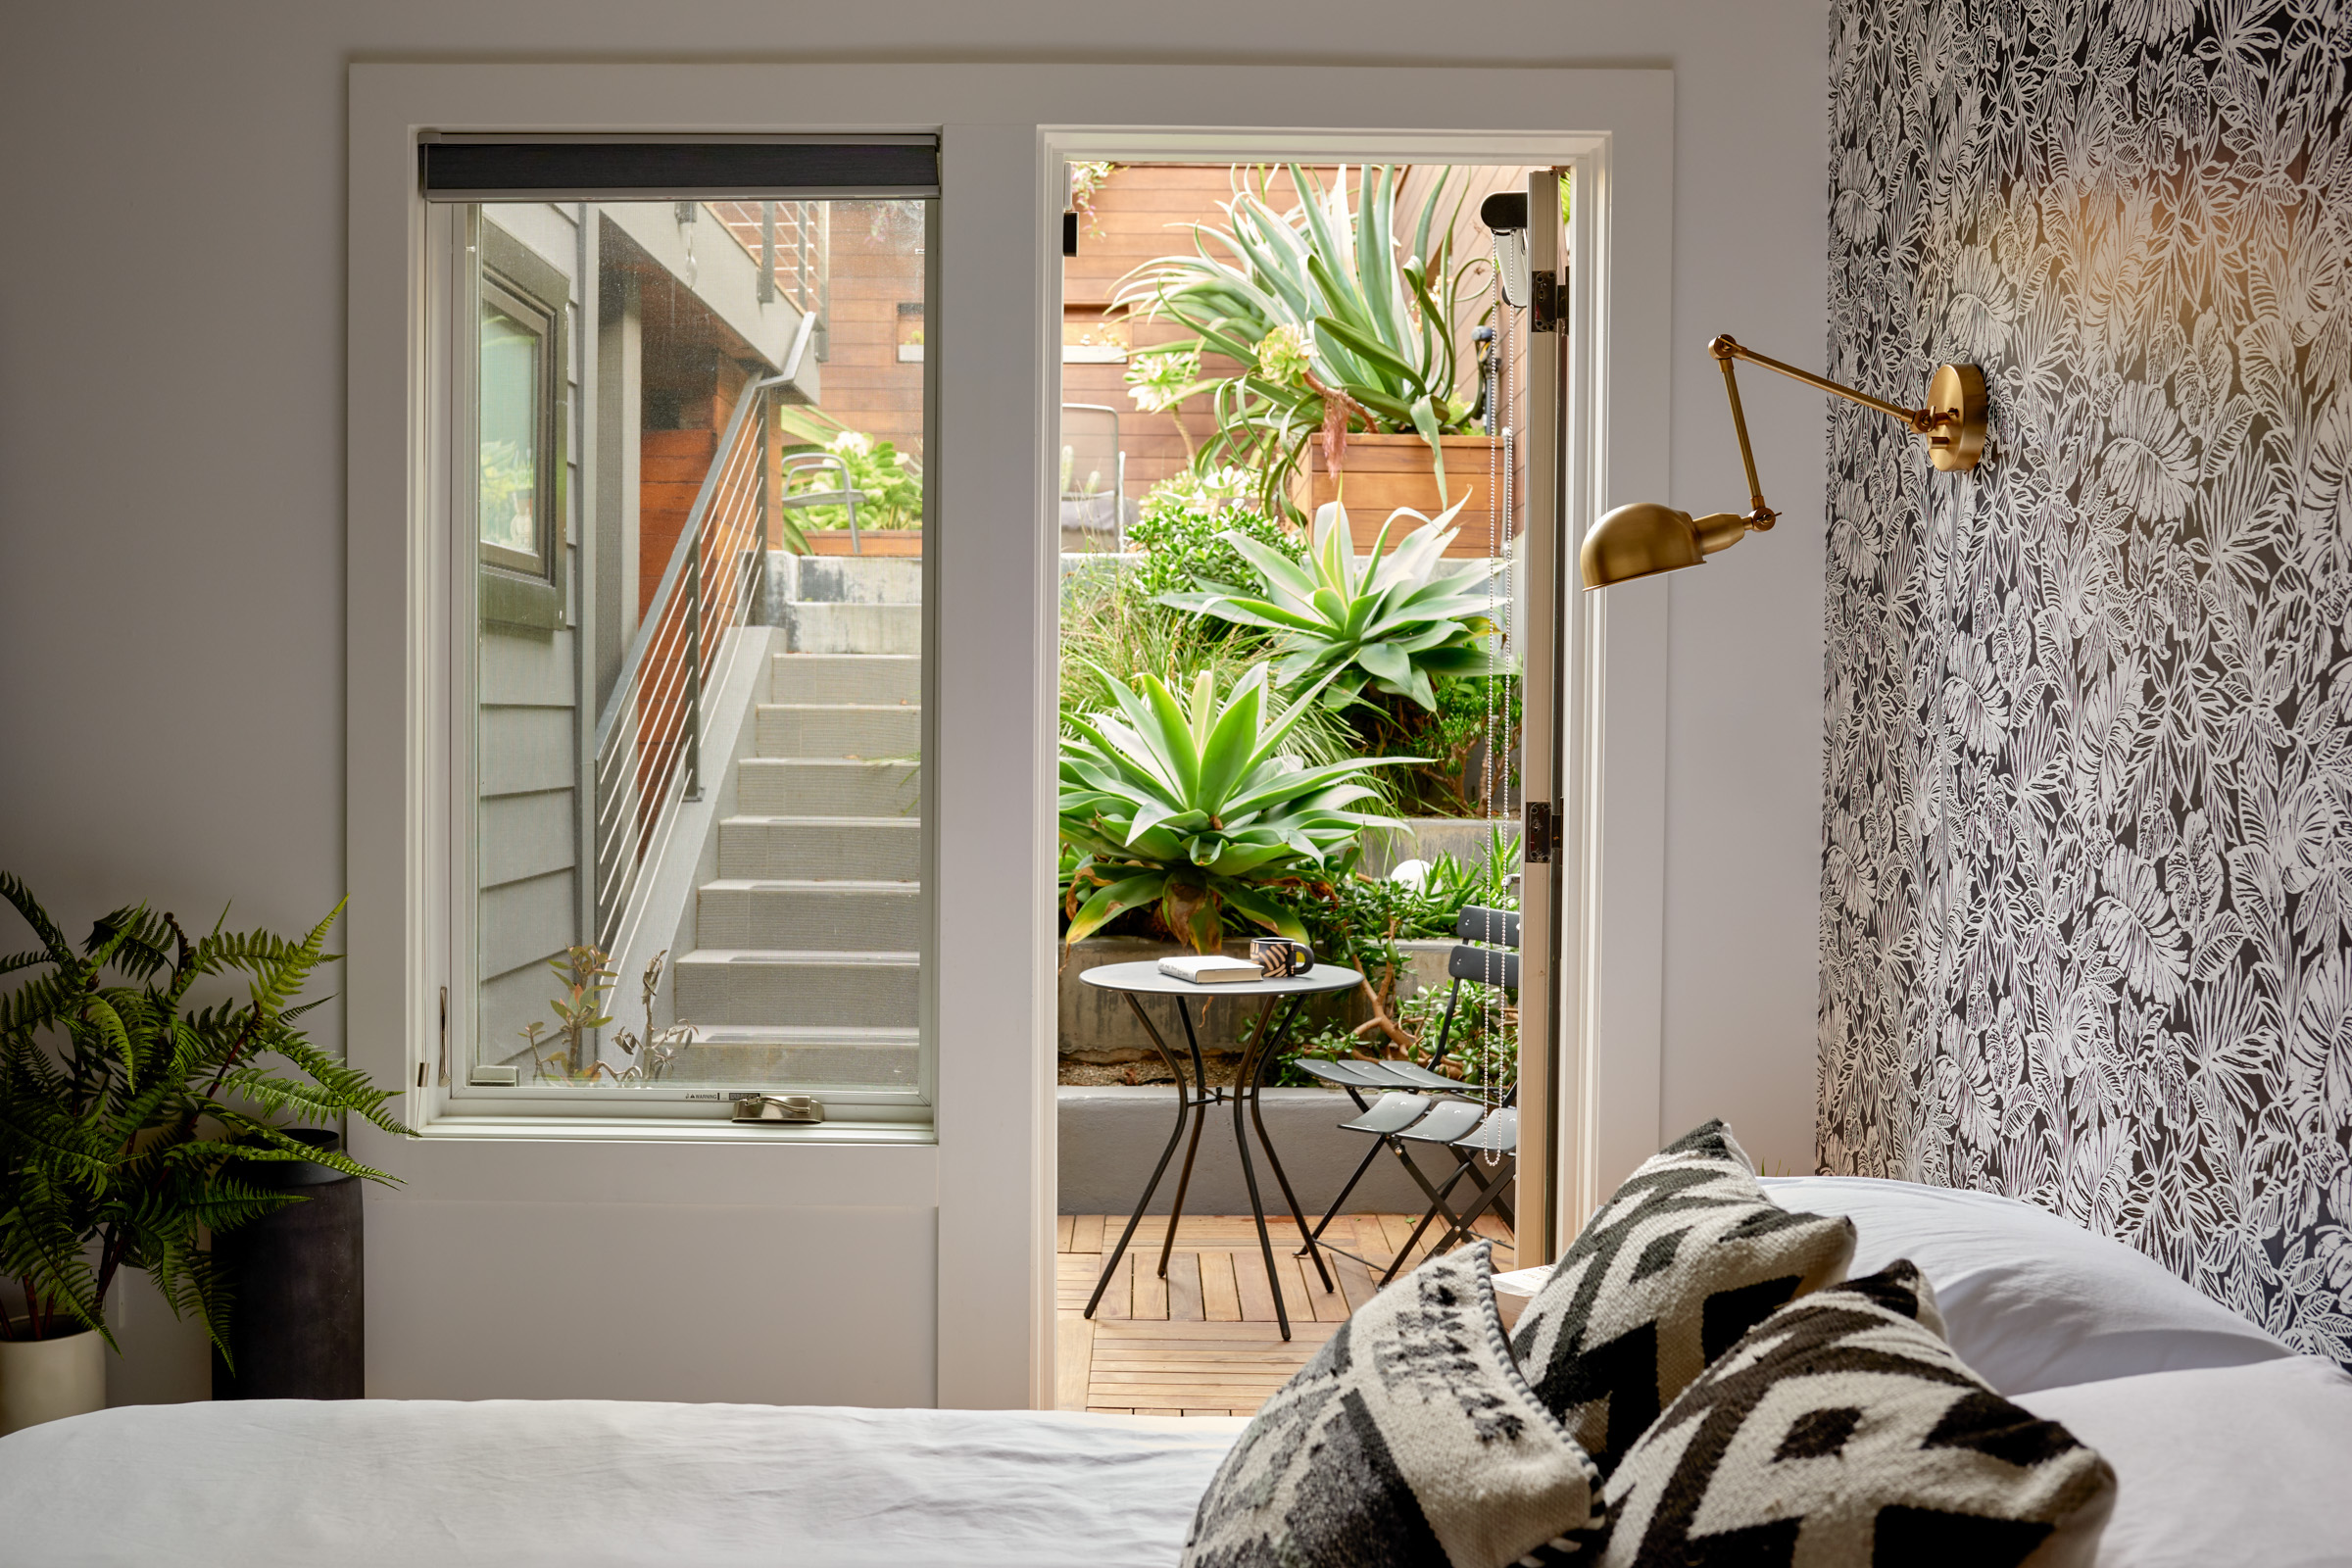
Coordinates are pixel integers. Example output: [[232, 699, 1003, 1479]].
[[1581, 502, 1703, 589]]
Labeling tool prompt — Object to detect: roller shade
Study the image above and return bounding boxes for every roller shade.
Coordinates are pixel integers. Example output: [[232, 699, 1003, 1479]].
[[420, 137, 939, 201]]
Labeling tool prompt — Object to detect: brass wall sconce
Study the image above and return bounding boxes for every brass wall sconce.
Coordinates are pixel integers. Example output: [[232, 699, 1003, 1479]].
[[1579, 335, 1986, 589]]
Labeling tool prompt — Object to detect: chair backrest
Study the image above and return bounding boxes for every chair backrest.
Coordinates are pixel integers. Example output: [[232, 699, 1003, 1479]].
[[1446, 944, 1520, 992], [1420, 903, 1522, 1072], [1454, 905, 1519, 949]]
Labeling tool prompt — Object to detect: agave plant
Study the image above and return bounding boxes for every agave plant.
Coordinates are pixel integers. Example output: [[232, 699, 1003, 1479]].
[[1110, 164, 1486, 519], [0, 876, 406, 1351], [1158, 496, 1512, 711], [1060, 663, 1411, 953]]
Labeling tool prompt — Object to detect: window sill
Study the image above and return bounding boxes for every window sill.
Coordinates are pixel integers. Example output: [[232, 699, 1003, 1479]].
[[410, 1113, 936, 1146]]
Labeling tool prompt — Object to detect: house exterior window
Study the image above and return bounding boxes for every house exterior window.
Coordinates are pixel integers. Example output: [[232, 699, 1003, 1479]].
[[473, 220, 567, 628], [422, 142, 940, 1124]]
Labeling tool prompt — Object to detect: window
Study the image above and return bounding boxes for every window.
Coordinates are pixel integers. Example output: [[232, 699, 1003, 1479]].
[[424, 141, 940, 1122], [472, 220, 566, 627]]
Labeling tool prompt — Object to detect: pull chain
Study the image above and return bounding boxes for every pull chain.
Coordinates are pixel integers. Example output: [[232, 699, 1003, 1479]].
[[1480, 233, 1522, 1168]]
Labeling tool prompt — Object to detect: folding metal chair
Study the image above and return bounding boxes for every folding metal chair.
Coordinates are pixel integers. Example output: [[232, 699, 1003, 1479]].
[[1383, 1105, 1519, 1283], [1297, 905, 1521, 1275]]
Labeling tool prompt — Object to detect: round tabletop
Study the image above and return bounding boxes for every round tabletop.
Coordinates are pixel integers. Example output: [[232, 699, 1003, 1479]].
[[1078, 959, 1363, 999]]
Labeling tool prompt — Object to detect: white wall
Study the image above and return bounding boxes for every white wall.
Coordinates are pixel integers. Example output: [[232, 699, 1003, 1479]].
[[0, 0, 1829, 1396]]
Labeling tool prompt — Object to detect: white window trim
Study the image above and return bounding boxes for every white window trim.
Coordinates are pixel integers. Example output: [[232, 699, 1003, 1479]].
[[349, 62, 1671, 1410]]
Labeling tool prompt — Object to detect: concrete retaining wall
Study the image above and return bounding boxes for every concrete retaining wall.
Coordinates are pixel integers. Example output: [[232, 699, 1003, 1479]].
[[1058, 1084, 1477, 1216]]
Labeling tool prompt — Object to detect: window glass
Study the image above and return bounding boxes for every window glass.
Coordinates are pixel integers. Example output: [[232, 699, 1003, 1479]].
[[460, 198, 930, 1118], [477, 303, 540, 556]]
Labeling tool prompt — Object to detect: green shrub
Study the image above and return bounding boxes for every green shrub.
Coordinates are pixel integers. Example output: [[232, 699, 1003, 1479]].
[[1124, 469, 1298, 604]]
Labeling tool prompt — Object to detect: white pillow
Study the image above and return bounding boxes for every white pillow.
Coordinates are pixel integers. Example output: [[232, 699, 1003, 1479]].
[[2016, 1356, 2352, 1567], [1495, 1176, 2294, 1396], [1756, 1176, 2291, 1395]]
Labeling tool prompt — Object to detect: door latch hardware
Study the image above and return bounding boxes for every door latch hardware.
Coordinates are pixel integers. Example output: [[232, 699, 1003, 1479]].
[[1531, 269, 1561, 333], [1525, 800, 1562, 863]]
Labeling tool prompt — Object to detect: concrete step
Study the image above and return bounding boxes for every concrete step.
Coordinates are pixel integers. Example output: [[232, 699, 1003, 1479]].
[[755, 703, 920, 760], [718, 816, 920, 879], [674, 950, 919, 1028], [734, 758, 918, 817], [782, 601, 920, 656], [770, 653, 919, 706], [769, 553, 924, 606], [670, 1026, 920, 1089], [696, 878, 920, 952]]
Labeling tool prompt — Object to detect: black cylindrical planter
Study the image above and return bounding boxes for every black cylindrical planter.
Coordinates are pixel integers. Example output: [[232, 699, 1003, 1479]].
[[211, 1129, 364, 1400]]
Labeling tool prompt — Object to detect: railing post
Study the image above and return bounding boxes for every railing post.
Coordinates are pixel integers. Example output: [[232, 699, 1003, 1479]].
[[756, 387, 772, 614], [760, 202, 776, 305], [684, 516, 703, 803]]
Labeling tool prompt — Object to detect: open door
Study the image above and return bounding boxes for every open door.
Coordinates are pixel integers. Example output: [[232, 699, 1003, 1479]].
[[1508, 168, 1570, 1265]]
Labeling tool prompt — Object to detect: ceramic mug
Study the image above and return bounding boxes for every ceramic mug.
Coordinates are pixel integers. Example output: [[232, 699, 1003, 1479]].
[[1250, 937, 1315, 977]]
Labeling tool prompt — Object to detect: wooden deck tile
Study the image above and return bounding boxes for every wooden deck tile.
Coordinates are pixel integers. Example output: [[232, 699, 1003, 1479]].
[[1059, 1217, 1504, 1418], [1167, 1251, 1204, 1322], [1054, 1315, 1095, 1411], [1095, 1250, 1132, 1320]]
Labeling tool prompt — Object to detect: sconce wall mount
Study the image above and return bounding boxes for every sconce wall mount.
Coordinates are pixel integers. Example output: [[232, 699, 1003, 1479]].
[[1579, 335, 1986, 589]]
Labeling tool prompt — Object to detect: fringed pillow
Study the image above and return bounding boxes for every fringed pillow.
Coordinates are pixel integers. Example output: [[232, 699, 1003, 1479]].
[[1182, 1242, 1600, 1568]]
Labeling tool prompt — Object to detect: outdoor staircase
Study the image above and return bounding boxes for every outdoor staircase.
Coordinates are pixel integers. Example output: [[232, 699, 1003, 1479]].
[[672, 557, 921, 1087]]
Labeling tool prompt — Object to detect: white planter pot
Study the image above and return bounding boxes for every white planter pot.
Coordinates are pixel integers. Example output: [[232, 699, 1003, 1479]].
[[0, 1323, 107, 1436]]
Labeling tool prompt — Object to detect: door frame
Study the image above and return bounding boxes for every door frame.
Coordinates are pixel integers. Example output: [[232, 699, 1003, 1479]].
[[351, 63, 1669, 1412]]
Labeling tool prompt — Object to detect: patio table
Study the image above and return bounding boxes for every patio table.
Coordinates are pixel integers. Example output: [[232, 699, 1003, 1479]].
[[1077, 959, 1362, 1341]]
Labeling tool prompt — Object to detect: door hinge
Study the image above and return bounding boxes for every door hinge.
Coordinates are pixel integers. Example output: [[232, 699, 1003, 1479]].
[[1524, 800, 1563, 863], [1531, 268, 1561, 333]]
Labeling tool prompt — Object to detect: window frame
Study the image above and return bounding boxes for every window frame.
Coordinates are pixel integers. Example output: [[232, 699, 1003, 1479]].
[[433, 188, 940, 1126]]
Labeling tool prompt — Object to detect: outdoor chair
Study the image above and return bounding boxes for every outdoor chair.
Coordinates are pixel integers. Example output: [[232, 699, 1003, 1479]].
[[1296, 904, 1521, 1274], [1380, 1104, 1519, 1284]]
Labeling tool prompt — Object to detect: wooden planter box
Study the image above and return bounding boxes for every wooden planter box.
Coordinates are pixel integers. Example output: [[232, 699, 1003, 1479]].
[[800, 530, 923, 557], [1288, 432, 1514, 558]]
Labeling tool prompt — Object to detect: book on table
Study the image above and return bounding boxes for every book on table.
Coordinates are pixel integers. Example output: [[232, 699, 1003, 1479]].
[[1157, 955, 1263, 985]]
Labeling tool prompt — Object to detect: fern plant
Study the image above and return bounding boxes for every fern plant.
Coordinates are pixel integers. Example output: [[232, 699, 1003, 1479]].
[[0, 874, 407, 1353]]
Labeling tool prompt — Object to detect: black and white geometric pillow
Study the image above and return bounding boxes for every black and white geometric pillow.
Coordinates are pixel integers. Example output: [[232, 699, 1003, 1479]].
[[1594, 1261, 2117, 1567], [1510, 1120, 1857, 1475], [1182, 1242, 1601, 1568]]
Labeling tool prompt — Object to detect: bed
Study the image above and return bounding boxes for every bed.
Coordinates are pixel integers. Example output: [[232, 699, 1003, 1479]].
[[2, 1179, 2347, 1568]]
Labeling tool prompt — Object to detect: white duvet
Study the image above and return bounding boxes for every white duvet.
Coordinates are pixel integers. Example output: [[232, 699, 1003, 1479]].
[[0, 1400, 1247, 1568]]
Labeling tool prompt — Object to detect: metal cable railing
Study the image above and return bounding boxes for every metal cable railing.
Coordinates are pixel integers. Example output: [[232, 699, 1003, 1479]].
[[591, 372, 788, 959]]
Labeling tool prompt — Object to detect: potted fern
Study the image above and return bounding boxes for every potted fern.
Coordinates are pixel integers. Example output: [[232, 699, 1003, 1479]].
[[0, 874, 407, 1434]]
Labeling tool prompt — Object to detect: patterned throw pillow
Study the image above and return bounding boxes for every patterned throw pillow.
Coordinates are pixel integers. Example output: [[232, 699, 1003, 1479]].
[[1509, 1121, 1856, 1474], [1182, 1242, 1600, 1568], [1594, 1261, 2117, 1567]]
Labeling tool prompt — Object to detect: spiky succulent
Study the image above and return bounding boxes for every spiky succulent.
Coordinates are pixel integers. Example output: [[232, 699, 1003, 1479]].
[[1159, 496, 1513, 710], [1059, 663, 1410, 953]]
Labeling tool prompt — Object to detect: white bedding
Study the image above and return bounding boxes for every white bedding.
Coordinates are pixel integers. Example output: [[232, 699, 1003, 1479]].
[[0, 1400, 1247, 1568]]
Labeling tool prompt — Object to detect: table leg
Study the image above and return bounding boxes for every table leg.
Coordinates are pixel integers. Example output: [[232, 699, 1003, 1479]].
[[1086, 993, 1198, 1320], [1229, 1057, 1292, 1341], [1245, 996, 1335, 1292], [1154, 998, 1215, 1279]]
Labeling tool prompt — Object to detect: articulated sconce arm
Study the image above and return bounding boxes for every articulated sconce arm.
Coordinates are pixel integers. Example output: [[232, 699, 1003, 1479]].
[[1578, 333, 1987, 590]]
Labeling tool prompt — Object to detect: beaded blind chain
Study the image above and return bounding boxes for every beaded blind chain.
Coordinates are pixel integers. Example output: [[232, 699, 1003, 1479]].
[[1478, 234, 1523, 1166]]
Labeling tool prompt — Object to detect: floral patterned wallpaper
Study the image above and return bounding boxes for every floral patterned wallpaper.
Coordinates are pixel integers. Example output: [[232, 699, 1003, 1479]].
[[1822, 0, 2352, 1361]]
